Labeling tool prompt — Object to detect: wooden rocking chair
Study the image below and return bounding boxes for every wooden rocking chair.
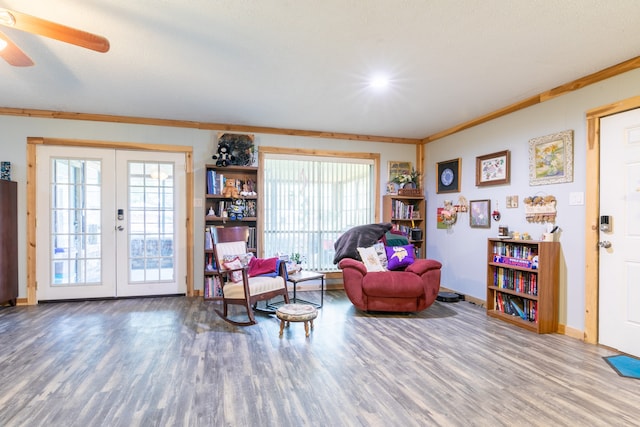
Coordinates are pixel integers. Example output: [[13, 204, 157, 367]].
[[212, 226, 289, 326]]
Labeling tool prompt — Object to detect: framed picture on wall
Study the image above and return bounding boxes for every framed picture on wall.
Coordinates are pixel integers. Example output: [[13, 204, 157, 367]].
[[436, 158, 461, 193], [469, 199, 491, 228], [476, 150, 510, 186], [388, 161, 412, 183], [528, 130, 574, 185]]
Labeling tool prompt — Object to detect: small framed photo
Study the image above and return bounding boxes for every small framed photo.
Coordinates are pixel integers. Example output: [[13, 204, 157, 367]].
[[470, 199, 491, 228], [529, 130, 574, 186], [436, 158, 461, 193], [476, 150, 510, 186]]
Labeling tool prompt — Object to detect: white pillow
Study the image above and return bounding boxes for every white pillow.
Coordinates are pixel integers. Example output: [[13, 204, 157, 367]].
[[357, 246, 386, 272]]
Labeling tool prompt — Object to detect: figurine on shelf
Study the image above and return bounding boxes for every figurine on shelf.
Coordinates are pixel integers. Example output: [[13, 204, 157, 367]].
[[227, 198, 245, 220], [221, 178, 240, 198]]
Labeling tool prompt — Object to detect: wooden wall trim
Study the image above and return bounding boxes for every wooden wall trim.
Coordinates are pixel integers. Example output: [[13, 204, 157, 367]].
[[0, 107, 421, 146], [422, 55, 640, 144], [584, 95, 640, 344], [25, 137, 195, 304]]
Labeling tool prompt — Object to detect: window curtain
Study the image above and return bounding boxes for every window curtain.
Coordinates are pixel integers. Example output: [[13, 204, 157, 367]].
[[263, 155, 374, 271]]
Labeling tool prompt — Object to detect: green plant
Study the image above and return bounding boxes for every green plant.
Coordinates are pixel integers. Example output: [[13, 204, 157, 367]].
[[391, 167, 422, 188], [291, 252, 304, 264]]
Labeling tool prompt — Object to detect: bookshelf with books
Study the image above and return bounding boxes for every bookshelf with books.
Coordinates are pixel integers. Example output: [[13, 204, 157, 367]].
[[382, 194, 425, 258], [204, 164, 258, 300], [486, 238, 559, 333]]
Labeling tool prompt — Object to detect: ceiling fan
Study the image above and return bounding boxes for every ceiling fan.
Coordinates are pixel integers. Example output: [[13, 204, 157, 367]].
[[0, 7, 109, 67]]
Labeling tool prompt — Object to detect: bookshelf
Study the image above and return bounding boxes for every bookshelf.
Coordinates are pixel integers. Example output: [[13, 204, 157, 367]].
[[382, 194, 425, 258], [204, 164, 258, 300], [486, 238, 559, 333], [0, 180, 18, 306]]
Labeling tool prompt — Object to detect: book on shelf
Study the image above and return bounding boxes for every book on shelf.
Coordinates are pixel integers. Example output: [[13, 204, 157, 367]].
[[204, 276, 222, 298], [205, 227, 213, 250]]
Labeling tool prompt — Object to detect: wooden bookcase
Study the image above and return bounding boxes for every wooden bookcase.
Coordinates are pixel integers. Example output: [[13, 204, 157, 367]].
[[486, 238, 559, 333], [204, 164, 258, 300], [382, 194, 426, 258]]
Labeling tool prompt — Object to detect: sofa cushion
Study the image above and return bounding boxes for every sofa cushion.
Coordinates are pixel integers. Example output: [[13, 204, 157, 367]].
[[333, 223, 393, 264], [385, 245, 415, 270], [361, 272, 424, 298]]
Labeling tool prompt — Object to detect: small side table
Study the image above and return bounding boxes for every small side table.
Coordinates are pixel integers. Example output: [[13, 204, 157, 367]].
[[287, 270, 325, 308]]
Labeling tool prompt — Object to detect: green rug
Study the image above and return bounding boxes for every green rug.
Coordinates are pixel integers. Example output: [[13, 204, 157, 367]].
[[603, 354, 640, 379]]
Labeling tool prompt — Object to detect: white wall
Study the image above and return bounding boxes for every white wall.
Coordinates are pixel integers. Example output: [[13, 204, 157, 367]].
[[424, 68, 640, 332], [0, 117, 414, 299]]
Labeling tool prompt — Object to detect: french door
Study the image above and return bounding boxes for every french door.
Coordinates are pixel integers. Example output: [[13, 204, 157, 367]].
[[36, 146, 186, 300]]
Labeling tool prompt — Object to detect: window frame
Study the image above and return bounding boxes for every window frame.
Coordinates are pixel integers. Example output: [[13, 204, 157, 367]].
[[258, 146, 381, 272]]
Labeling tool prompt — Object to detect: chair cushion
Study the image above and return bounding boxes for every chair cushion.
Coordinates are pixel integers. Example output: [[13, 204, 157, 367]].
[[385, 245, 415, 270], [223, 276, 286, 299], [361, 272, 424, 298], [222, 258, 244, 282], [248, 257, 278, 277], [357, 246, 385, 272]]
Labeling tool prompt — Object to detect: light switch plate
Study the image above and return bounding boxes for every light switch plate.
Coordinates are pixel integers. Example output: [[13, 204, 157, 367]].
[[569, 192, 584, 206]]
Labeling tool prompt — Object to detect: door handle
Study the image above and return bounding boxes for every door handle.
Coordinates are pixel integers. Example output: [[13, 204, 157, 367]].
[[116, 225, 124, 231], [598, 240, 612, 249]]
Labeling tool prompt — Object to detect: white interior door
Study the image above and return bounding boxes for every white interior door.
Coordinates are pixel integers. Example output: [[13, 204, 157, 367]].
[[36, 146, 186, 300], [599, 107, 640, 357]]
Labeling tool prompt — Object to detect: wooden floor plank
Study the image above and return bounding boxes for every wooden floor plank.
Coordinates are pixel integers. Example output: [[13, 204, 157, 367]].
[[0, 292, 637, 426]]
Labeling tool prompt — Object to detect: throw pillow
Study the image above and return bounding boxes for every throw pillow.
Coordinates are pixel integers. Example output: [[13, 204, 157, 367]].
[[222, 252, 253, 267], [357, 246, 386, 272], [372, 242, 388, 269], [383, 230, 410, 247], [385, 245, 415, 271], [222, 258, 244, 282], [248, 257, 279, 277]]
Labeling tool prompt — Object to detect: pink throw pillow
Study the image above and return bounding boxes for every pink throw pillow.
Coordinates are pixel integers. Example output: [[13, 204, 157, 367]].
[[222, 258, 244, 282], [248, 257, 278, 277]]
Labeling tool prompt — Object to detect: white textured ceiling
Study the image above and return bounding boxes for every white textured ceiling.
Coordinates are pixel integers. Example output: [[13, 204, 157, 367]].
[[1, 0, 640, 139]]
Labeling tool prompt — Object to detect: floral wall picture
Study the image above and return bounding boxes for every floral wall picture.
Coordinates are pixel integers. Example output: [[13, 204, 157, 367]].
[[529, 130, 574, 186], [476, 150, 510, 186]]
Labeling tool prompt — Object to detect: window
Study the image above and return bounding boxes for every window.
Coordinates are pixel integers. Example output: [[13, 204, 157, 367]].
[[263, 153, 376, 271]]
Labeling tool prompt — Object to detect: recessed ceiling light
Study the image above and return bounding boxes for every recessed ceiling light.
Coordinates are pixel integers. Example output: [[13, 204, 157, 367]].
[[369, 75, 390, 90]]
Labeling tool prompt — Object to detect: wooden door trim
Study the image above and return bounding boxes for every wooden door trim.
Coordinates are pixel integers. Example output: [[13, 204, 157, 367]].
[[26, 137, 194, 305], [584, 96, 640, 343]]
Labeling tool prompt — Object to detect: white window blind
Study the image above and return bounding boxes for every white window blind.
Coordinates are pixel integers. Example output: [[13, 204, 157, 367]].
[[263, 155, 374, 271]]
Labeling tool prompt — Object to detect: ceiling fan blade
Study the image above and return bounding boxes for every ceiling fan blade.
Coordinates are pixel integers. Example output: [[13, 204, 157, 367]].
[[0, 8, 109, 53], [0, 29, 34, 66]]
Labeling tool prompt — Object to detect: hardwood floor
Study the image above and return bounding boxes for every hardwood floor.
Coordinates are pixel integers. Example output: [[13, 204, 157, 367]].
[[0, 291, 637, 427]]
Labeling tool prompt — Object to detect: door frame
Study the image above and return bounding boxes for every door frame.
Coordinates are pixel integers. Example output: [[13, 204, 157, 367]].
[[26, 137, 194, 305], [585, 95, 640, 344]]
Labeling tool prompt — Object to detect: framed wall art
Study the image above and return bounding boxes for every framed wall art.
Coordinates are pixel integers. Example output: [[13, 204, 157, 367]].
[[476, 150, 510, 186], [528, 130, 573, 186], [388, 161, 412, 183], [436, 158, 461, 193], [469, 199, 491, 228]]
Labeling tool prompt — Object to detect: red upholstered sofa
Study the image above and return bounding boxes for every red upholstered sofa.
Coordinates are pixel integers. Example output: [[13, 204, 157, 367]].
[[338, 257, 442, 312]]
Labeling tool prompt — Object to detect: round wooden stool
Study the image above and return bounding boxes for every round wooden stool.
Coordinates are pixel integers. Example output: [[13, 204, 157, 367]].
[[276, 303, 318, 337]]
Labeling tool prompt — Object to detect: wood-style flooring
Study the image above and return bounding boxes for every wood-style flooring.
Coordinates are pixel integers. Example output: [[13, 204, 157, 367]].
[[0, 291, 638, 427]]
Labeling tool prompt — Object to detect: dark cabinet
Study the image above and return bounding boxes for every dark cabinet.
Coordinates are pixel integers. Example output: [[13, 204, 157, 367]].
[[0, 180, 18, 306]]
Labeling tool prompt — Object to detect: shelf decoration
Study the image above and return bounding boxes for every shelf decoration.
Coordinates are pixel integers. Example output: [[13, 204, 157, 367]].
[[523, 194, 557, 223], [437, 200, 457, 229], [215, 133, 255, 167]]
